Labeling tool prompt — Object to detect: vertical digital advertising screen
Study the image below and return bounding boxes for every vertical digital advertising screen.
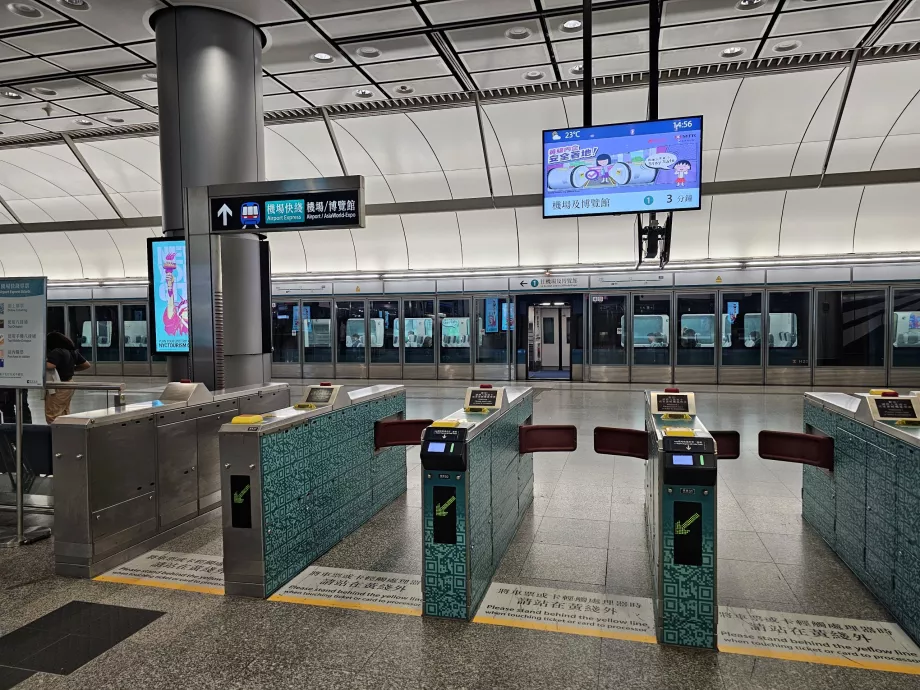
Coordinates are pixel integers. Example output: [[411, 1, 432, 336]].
[[147, 238, 190, 354], [543, 116, 703, 218]]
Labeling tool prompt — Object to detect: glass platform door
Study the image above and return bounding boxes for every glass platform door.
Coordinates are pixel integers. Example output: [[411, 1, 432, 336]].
[[67, 304, 94, 376], [369, 299, 401, 379], [631, 293, 672, 384], [475, 296, 511, 381], [766, 290, 812, 386], [438, 297, 472, 380], [270, 301, 301, 379], [123, 303, 151, 376], [815, 289, 886, 388], [719, 291, 764, 385], [335, 300, 368, 380], [674, 292, 716, 385], [588, 294, 628, 382], [402, 298, 436, 379], [890, 287, 920, 388], [303, 301, 334, 381]]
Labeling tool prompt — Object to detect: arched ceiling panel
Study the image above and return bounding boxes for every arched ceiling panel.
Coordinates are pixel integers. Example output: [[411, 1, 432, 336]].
[[722, 69, 843, 149], [710, 192, 784, 258], [300, 229, 356, 273], [68, 229, 125, 279], [872, 133, 920, 169], [517, 207, 578, 267], [716, 145, 797, 181], [402, 212, 463, 270], [408, 107, 501, 171], [825, 137, 885, 174], [77, 139, 161, 193], [456, 209, 519, 268], [264, 127, 321, 180], [0, 234, 41, 277], [364, 176, 396, 204], [23, 231, 83, 279], [659, 79, 741, 152], [577, 214, 638, 265], [268, 122, 345, 177], [337, 113, 443, 175], [0, 146, 98, 197], [352, 216, 409, 271], [507, 165, 542, 196], [854, 184, 920, 253], [562, 87, 648, 130], [483, 98, 568, 166], [790, 141, 825, 176], [384, 172, 451, 202], [265, 232, 308, 275], [8, 198, 53, 223], [779, 188, 862, 256], [889, 92, 920, 135], [108, 227, 160, 277], [443, 169, 491, 199], [112, 191, 162, 217], [31, 195, 116, 221], [667, 197, 713, 262]]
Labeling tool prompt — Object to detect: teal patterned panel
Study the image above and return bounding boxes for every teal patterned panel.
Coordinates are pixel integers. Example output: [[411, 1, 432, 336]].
[[423, 473, 468, 619], [260, 392, 407, 596], [661, 484, 716, 649]]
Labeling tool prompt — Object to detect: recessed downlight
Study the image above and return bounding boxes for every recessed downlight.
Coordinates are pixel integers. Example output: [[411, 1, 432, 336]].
[[560, 19, 582, 33], [354, 88, 374, 98], [56, 0, 89, 9], [523, 69, 544, 81], [142, 72, 157, 83], [394, 84, 414, 95], [720, 46, 745, 58], [31, 86, 56, 96], [7, 2, 42, 18], [735, 0, 764, 10], [505, 26, 532, 40], [773, 39, 801, 53], [104, 115, 124, 124], [570, 63, 584, 76], [311, 52, 334, 64], [0, 90, 21, 100], [74, 117, 93, 126], [357, 46, 381, 59]]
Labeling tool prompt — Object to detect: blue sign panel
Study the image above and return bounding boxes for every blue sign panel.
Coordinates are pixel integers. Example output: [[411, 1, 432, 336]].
[[265, 199, 306, 225]]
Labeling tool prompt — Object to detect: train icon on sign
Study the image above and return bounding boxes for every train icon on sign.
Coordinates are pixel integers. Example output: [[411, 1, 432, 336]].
[[241, 201, 260, 227]]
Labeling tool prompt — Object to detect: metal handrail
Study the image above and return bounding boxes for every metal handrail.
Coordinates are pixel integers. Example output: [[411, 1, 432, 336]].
[[46, 381, 127, 406]]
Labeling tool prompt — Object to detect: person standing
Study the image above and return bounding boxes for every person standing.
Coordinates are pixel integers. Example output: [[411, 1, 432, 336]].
[[45, 332, 90, 424], [0, 387, 31, 424]]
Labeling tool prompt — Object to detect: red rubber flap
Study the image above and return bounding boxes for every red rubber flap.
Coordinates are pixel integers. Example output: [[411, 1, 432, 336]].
[[710, 430, 741, 460], [758, 430, 834, 470], [374, 419, 433, 451], [519, 425, 577, 453], [594, 427, 648, 459]]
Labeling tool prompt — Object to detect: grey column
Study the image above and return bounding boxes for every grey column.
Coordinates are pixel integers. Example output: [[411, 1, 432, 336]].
[[154, 6, 269, 388]]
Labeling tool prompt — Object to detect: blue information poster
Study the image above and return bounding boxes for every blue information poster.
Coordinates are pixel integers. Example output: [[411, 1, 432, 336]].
[[543, 116, 703, 217], [149, 238, 189, 354], [485, 298, 499, 334], [0, 277, 47, 389]]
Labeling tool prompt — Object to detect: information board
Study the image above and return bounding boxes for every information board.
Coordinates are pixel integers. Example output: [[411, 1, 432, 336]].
[[211, 188, 364, 232], [0, 277, 46, 389], [468, 388, 499, 408], [875, 397, 918, 419], [147, 238, 189, 354], [657, 394, 690, 413], [306, 387, 334, 404]]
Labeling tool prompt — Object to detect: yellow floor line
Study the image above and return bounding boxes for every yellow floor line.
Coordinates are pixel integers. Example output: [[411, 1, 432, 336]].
[[719, 645, 920, 675], [268, 593, 421, 616], [93, 574, 225, 596], [472, 614, 657, 644]]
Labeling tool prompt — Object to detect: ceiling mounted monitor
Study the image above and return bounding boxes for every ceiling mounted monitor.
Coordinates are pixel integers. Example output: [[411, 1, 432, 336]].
[[542, 116, 703, 219]]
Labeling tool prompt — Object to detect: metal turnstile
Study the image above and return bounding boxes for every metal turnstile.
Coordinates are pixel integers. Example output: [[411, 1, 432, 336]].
[[595, 389, 739, 649], [53, 381, 290, 578]]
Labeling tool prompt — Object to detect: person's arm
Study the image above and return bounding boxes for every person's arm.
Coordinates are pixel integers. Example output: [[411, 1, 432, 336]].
[[75, 360, 91, 372], [46, 361, 56, 370], [74, 350, 91, 372]]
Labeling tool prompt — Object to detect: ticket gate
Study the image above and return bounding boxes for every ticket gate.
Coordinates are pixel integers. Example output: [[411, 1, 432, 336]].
[[594, 389, 739, 649], [420, 385, 576, 620], [53, 382, 291, 578]]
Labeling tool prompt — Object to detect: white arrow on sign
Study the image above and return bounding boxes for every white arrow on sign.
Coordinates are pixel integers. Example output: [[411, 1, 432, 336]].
[[217, 203, 232, 227]]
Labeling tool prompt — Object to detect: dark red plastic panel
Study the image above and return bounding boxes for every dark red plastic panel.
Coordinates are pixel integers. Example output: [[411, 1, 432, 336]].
[[519, 425, 578, 454], [594, 427, 648, 459], [374, 419, 434, 450], [710, 430, 741, 460], [758, 430, 834, 470]]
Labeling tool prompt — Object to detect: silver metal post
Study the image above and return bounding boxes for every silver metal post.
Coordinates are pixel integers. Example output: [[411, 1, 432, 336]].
[[15, 388, 23, 544]]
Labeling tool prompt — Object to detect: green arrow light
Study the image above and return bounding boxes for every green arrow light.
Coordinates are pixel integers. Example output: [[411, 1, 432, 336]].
[[435, 495, 456, 517], [675, 512, 699, 535], [233, 484, 251, 504]]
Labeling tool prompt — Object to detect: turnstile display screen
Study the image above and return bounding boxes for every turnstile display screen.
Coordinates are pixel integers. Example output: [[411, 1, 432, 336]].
[[674, 501, 702, 566], [875, 398, 917, 419], [428, 442, 446, 453], [306, 387, 334, 403], [673, 455, 693, 466], [657, 395, 690, 412], [433, 486, 457, 544]]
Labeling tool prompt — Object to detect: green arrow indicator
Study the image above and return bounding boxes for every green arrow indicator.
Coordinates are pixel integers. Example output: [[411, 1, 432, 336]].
[[675, 512, 699, 535], [233, 484, 251, 504], [435, 495, 456, 517]]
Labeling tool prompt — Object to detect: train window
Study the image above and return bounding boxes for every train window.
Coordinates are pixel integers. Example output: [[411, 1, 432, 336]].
[[632, 315, 669, 347], [767, 314, 798, 348], [632, 293, 671, 367], [303, 302, 332, 364], [679, 315, 715, 347], [543, 317, 555, 344], [337, 302, 366, 364], [370, 300, 398, 363], [439, 299, 471, 364]]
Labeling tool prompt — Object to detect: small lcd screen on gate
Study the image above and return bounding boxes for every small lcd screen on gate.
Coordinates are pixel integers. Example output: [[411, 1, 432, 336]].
[[427, 442, 446, 453], [672, 455, 694, 466]]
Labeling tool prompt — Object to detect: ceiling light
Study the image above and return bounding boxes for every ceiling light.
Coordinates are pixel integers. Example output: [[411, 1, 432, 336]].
[[74, 117, 93, 126], [357, 46, 380, 59], [7, 2, 42, 18], [773, 40, 801, 53], [720, 46, 745, 58], [56, 0, 89, 9], [505, 26, 532, 40], [560, 19, 582, 33], [142, 72, 157, 83], [570, 63, 584, 76], [735, 0, 764, 10], [523, 69, 545, 81], [394, 84, 414, 95], [0, 90, 21, 100], [31, 86, 56, 96], [311, 52, 334, 65], [104, 115, 124, 124], [354, 88, 374, 98]]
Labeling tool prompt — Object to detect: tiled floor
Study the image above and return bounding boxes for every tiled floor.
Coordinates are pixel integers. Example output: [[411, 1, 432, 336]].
[[0, 379, 917, 688]]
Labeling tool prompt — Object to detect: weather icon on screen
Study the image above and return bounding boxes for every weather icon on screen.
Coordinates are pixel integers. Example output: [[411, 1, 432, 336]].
[[551, 131, 561, 141]]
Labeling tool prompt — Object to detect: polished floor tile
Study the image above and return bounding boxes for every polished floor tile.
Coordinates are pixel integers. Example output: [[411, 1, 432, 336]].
[[519, 543, 608, 585]]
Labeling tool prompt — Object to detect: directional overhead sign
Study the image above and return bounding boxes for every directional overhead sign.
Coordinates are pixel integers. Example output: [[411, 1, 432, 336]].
[[515, 276, 589, 290], [208, 176, 364, 233]]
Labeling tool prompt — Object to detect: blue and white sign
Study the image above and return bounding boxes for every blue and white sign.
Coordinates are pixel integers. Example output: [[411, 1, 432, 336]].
[[265, 199, 306, 225], [0, 277, 47, 389]]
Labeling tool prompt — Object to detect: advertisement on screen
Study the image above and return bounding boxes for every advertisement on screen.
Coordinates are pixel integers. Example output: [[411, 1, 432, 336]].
[[485, 298, 499, 334], [148, 239, 189, 354], [543, 116, 702, 218]]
